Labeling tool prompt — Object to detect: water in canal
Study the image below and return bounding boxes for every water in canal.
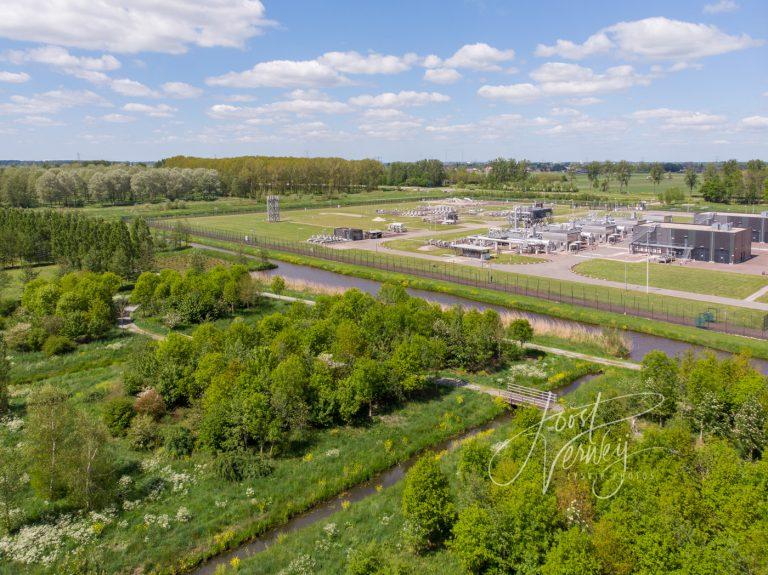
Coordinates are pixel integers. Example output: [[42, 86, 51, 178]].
[[260, 259, 768, 374]]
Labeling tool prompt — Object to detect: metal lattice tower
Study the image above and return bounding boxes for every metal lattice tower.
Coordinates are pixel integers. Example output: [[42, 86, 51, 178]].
[[267, 195, 280, 222]]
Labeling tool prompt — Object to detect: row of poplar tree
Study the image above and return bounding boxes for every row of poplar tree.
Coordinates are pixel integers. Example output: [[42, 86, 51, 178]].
[[0, 208, 154, 278]]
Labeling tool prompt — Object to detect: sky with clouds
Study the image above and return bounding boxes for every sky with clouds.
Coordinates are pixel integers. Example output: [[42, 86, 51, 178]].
[[0, 0, 765, 162]]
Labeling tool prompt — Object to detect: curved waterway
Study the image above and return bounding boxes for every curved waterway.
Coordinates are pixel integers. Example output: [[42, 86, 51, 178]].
[[260, 259, 768, 374], [191, 368, 608, 575], [193, 407, 514, 575], [186, 256, 767, 574]]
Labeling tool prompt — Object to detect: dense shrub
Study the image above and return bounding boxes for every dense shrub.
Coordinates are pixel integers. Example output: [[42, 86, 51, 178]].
[[0, 298, 19, 317], [132, 265, 259, 325], [3, 322, 47, 351], [127, 414, 161, 451], [42, 335, 76, 357], [133, 388, 166, 420], [165, 427, 194, 458], [102, 397, 135, 436], [213, 452, 274, 482], [125, 286, 510, 454], [17, 271, 120, 344]]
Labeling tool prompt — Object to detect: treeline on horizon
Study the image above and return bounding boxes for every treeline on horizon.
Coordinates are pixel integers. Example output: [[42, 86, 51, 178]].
[[1, 155, 766, 206], [0, 164, 221, 208]]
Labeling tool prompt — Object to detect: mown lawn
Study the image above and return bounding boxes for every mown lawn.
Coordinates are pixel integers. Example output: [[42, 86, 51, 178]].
[[573, 258, 768, 299], [165, 202, 431, 242]]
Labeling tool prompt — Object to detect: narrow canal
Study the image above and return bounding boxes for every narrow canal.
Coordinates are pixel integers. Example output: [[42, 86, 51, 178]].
[[259, 258, 768, 374]]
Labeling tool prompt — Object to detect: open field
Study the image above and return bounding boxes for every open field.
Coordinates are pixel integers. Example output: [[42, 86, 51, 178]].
[[55, 188, 454, 220], [0, 264, 59, 300], [573, 258, 768, 299], [154, 246, 274, 272], [570, 171, 687, 197], [165, 201, 438, 241]]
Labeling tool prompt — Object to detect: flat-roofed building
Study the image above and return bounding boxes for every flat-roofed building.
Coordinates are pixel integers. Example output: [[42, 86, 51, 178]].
[[630, 222, 751, 263], [333, 227, 364, 241], [451, 243, 491, 259], [694, 211, 768, 243]]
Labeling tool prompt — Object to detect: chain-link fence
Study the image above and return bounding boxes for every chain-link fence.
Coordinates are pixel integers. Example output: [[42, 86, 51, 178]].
[[149, 220, 767, 340]]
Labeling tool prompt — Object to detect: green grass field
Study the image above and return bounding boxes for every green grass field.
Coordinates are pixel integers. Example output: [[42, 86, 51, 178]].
[[573, 258, 768, 299], [165, 202, 437, 242], [59, 188, 453, 220], [0, 264, 59, 300]]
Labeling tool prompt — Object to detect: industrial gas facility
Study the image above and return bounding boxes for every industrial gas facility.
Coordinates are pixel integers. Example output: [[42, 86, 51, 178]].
[[292, 198, 765, 268]]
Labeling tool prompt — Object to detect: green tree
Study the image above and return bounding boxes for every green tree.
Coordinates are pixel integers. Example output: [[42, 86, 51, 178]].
[[541, 527, 602, 575], [744, 159, 766, 204], [585, 162, 602, 189], [67, 419, 117, 509], [401, 455, 456, 552], [684, 167, 698, 195], [700, 164, 727, 203], [722, 159, 744, 202], [616, 160, 632, 193], [450, 504, 500, 573], [640, 351, 679, 421], [732, 398, 766, 459], [0, 444, 24, 533], [25, 385, 77, 500], [649, 163, 665, 193], [0, 336, 9, 414], [507, 318, 533, 347]]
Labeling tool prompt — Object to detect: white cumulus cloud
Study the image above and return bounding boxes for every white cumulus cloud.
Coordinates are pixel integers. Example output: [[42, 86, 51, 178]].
[[424, 68, 462, 84], [162, 82, 203, 99], [0, 1, 273, 54], [0, 89, 109, 116], [703, 0, 739, 14], [0, 71, 30, 83], [444, 43, 515, 70], [477, 83, 541, 102], [110, 78, 159, 98], [123, 103, 176, 117], [535, 17, 760, 62], [207, 60, 348, 88], [479, 63, 648, 102], [317, 51, 417, 74], [349, 91, 450, 108], [740, 115, 768, 128]]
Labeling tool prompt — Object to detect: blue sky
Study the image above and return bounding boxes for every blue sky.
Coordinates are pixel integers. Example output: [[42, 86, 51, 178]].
[[0, 0, 765, 162]]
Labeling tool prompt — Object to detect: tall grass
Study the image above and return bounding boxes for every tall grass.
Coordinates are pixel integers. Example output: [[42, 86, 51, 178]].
[[498, 311, 633, 358], [253, 274, 346, 297]]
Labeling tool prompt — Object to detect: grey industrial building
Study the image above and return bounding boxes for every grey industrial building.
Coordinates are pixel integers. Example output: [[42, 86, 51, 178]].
[[333, 227, 364, 241], [630, 222, 752, 263], [693, 211, 768, 243], [540, 225, 581, 250]]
